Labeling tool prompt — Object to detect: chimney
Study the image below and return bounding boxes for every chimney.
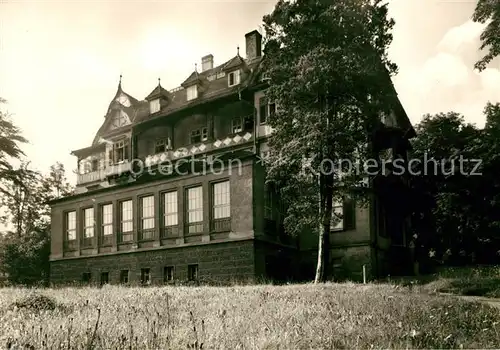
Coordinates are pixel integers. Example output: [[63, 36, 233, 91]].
[[245, 30, 262, 60], [201, 54, 214, 72]]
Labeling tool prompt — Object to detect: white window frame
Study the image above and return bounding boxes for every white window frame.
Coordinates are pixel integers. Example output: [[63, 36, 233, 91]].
[[163, 191, 178, 227], [212, 181, 230, 219], [83, 208, 94, 238], [101, 204, 113, 236], [187, 85, 198, 101], [66, 211, 77, 241], [187, 187, 203, 224], [120, 200, 133, 239], [149, 99, 161, 114], [228, 69, 240, 87], [140, 195, 155, 231]]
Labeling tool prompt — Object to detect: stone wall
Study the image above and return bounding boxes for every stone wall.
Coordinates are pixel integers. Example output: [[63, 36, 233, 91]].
[[51, 240, 255, 285]]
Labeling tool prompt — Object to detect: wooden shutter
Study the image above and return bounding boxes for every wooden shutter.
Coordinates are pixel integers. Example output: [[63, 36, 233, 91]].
[[343, 198, 356, 230]]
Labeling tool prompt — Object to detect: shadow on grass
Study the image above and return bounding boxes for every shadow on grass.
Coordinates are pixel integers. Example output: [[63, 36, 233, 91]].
[[383, 266, 500, 298]]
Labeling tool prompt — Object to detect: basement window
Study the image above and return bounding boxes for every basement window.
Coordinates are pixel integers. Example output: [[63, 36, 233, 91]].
[[188, 264, 198, 281]]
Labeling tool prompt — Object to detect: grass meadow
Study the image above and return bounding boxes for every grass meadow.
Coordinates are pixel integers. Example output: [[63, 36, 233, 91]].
[[0, 282, 499, 349]]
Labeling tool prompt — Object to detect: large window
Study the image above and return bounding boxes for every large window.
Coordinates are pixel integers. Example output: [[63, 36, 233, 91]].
[[212, 181, 230, 232], [65, 211, 77, 241], [231, 117, 242, 134], [264, 184, 273, 220], [120, 200, 133, 242], [186, 186, 203, 234], [101, 204, 113, 246], [83, 208, 94, 238], [162, 191, 178, 237], [140, 195, 155, 240]]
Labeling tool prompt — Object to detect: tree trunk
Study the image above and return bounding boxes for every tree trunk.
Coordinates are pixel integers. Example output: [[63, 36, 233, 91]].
[[314, 172, 334, 283]]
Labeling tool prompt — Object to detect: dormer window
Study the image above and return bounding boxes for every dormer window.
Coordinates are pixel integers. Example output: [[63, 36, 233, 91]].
[[149, 99, 160, 114], [187, 85, 198, 101], [228, 70, 240, 87]]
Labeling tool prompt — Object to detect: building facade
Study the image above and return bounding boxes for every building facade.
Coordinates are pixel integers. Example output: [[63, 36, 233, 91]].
[[49, 29, 415, 285]]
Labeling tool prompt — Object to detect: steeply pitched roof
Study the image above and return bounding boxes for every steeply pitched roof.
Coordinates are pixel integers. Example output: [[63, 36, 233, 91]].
[[145, 82, 170, 101]]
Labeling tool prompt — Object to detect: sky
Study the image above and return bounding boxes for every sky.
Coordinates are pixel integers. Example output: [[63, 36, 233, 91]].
[[0, 0, 498, 187]]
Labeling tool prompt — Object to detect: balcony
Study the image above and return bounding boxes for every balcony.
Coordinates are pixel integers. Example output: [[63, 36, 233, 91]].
[[77, 169, 106, 185], [106, 160, 132, 178], [143, 131, 254, 168]]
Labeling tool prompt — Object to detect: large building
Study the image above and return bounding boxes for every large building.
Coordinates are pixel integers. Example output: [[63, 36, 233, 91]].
[[48, 29, 416, 285]]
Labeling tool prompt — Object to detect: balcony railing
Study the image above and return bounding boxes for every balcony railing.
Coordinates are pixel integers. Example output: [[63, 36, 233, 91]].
[[77, 169, 106, 185], [106, 160, 132, 177], [144, 131, 254, 168]]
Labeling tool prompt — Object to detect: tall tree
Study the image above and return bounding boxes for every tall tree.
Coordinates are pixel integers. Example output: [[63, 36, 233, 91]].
[[262, 0, 398, 282], [0, 97, 28, 200], [0, 162, 74, 285], [472, 0, 500, 71]]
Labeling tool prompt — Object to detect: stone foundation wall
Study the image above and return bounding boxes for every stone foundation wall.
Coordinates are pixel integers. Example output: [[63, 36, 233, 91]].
[[50, 240, 255, 285]]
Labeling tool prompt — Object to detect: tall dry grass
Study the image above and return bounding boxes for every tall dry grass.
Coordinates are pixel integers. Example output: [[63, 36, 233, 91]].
[[0, 283, 498, 349]]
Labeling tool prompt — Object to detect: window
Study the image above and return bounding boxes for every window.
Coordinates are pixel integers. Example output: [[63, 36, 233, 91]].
[[155, 138, 171, 154], [65, 211, 77, 240], [141, 268, 151, 285], [149, 99, 160, 114], [112, 139, 130, 164], [259, 97, 276, 124], [186, 186, 203, 234], [187, 85, 198, 101], [213, 181, 230, 219], [82, 272, 91, 283], [188, 264, 198, 281], [231, 117, 242, 133], [83, 208, 94, 239], [228, 69, 240, 87], [162, 191, 178, 237], [101, 204, 113, 236], [100, 272, 109, 285], [163, 266, 174, 282], [120, 270, 129, 284], [331, 199, 344, 231], [140, 195, 155, 240], [190, 128, 208, 144], [212, 181, 231, 232], [120, 200, 133, 242]]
